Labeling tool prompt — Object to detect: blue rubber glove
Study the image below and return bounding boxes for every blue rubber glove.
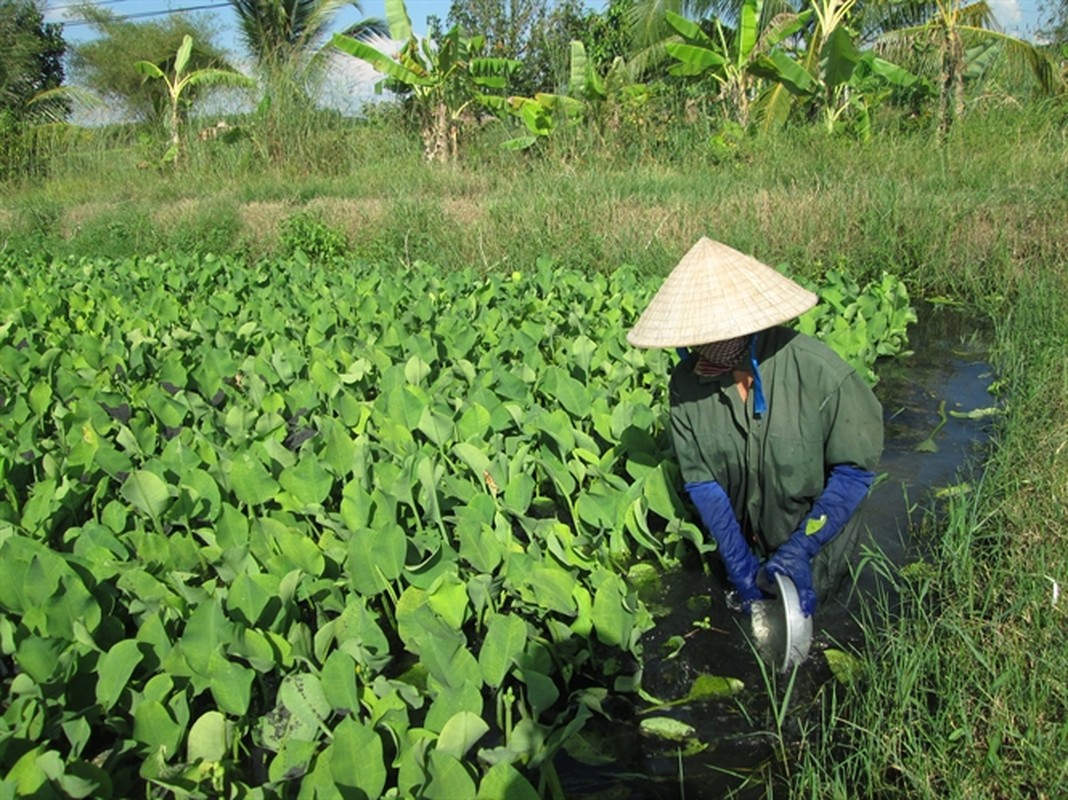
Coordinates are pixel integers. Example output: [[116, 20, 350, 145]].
[[763, 464, 875, 617], [686, 480, 764, 609]]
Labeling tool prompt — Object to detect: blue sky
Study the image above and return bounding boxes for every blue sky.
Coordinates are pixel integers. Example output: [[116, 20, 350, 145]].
[[46, 0, 1049, 51], [50, 0, 496, 49]]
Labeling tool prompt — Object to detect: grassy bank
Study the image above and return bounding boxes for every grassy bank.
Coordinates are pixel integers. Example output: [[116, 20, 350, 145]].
[[787, 275, 1068, 798], [2, 108, 1067, 297]]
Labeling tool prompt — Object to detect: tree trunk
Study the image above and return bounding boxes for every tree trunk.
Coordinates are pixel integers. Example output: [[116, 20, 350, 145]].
[[423, 102, 449, 162], [950, 29, 965, 125], [170, 102, 181, 164], [937, 34, 952, 141]]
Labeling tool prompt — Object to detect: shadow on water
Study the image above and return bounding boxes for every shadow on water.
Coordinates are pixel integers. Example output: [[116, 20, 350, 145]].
[[559, 304, 997, 799]]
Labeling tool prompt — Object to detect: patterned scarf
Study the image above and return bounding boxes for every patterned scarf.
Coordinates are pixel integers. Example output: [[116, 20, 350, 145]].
[[693, 336, 749, 377]]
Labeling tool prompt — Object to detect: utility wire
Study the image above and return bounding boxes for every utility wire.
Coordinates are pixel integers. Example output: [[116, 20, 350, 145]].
[[58, 2, 232, 27], [48, 0, 133, 12]]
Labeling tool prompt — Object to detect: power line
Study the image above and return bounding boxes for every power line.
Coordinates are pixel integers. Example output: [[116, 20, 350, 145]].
[[58, 2, 232, 27], [48, 0, 134, 12]]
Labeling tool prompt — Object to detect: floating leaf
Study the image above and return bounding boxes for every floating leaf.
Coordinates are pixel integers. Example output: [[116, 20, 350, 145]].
[[686, 673, 744, 700], [948, 406, 1001, 420], [825, 648, 863, 685], [639, 716, 696, 741]]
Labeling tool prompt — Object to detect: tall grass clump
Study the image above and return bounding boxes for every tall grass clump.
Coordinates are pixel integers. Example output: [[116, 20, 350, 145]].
[[787, 274, 1068, 798]]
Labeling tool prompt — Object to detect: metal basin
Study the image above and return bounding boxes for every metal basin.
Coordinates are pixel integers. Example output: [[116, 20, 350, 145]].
[[750, 573, 813, 672]]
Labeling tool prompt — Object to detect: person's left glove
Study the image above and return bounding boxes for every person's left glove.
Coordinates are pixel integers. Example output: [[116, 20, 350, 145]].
[[763, 535, 819, 616], [763, 464, 877, 617]]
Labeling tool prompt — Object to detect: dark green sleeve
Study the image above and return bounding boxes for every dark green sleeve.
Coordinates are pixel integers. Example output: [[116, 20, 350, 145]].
[[821, 371, 884, 471]]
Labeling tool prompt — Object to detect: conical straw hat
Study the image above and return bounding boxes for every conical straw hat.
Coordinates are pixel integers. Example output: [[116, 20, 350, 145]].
[[627, 237, 818, 348]]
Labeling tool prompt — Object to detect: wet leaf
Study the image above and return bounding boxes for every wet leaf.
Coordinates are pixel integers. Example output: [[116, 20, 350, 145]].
[[825, 648, 863, 685], [639, 716, 695, 741]]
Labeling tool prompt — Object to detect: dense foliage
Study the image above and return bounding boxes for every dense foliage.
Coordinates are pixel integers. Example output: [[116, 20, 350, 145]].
[[0, 0, 67, 179], [0, 0, 65, 116], [0, 251, 913, 797], [67, 6, 232, 125]]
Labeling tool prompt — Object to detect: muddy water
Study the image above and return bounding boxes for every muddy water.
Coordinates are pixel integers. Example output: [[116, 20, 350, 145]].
[[560, 306, 996, 799]]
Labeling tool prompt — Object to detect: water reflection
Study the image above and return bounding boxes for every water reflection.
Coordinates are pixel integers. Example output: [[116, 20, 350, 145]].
[[561, 304, 996, 799]]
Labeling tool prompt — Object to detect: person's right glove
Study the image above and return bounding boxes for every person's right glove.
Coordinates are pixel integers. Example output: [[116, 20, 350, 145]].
[[686, 480, 764, 609]]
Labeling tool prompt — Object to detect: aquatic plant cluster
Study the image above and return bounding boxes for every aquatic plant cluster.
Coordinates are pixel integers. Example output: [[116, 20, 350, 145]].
[[0, 252, 913, 797]]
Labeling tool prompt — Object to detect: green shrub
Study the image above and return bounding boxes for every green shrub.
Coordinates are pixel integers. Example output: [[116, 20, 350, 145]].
[[278, 210, 348, 261]]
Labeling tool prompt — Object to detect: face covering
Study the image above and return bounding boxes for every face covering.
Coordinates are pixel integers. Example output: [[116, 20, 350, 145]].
[[693, 336, 749, 377]]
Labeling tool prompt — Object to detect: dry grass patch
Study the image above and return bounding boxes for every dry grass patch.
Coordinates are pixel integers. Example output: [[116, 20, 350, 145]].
[[442, 197, 487, 228], [239, 201, 295, 252], [60, 202, 121, 238], [605, 200, 697, 252], [151, 198, 207, 234], [304, 197, 388, 241]]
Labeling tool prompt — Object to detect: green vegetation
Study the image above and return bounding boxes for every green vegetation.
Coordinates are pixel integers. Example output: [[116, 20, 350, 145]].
[[789, 278, 1068, 797], [134, 36, 255, 165], [0, 250, 911, 796], [0, 0, 68, 180], [1, 0, 1066, 794], [65, 4, 233, 127]]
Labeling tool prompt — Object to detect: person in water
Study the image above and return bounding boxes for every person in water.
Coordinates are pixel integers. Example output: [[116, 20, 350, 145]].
[[627, 237, 884, 616]]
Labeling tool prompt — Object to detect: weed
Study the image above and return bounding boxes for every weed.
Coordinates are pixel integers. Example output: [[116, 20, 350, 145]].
[[278, 211, 348, 261]]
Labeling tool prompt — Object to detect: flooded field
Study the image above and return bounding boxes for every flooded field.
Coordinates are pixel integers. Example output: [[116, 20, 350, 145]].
[[561, 305, 997, 799]]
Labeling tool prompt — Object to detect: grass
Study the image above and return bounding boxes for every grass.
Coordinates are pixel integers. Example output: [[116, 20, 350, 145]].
[[787, 276, 1068, 799], [2, 104, 1067, 292], [3, 100, 1068, 798]]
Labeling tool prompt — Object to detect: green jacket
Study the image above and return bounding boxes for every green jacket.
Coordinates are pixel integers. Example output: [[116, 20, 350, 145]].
[[669, 327, 884, 596]]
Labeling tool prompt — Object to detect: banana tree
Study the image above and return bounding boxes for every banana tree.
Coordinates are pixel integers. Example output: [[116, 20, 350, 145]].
[[134, 35, 254, 164], [875, 0, 1059, 139], [749, 25, 926, 136], [332, 0, 518, 161], [495, 41, 643, 150], [662, 0, 809, 126]]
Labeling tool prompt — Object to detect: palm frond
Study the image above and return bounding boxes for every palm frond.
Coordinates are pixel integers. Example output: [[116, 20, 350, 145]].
[[957, 25, 1060, 94], [339, 19, 389, 42], [627, 0, 685, 48]]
